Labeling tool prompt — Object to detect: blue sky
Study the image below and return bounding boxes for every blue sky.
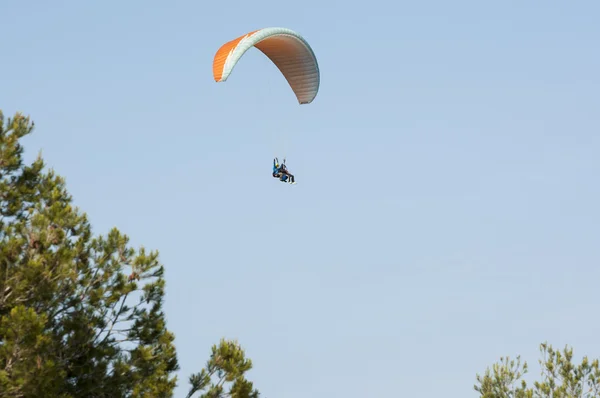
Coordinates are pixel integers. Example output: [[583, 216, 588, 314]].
[[2, 0, 600, 396]]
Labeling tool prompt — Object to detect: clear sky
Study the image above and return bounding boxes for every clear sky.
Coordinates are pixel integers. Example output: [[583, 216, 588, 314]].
[[2, 0, 600, 396]]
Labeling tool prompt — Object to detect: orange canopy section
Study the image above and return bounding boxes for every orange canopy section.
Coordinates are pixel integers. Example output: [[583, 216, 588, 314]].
[[213, 27, 320, 104]]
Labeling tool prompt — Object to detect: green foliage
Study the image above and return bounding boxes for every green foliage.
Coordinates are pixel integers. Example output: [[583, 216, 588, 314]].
[[0, 110, 261, 397], [475, 342, 600, 398], [187, 339, 259, 398], [0, 110, 179, 396]]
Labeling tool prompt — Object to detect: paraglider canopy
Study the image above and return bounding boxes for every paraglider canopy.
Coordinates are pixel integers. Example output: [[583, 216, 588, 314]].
[[213, 27, 320, 104]]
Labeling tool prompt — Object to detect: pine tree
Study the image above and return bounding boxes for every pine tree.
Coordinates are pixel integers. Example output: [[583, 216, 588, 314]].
[[187, 339, 260, 398], [0, 111, 260, 398], [475, 342, 600, 398]]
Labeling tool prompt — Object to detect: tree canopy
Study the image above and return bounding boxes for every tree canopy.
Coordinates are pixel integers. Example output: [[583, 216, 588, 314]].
[[475, 342, 600, 398], [0, 110, 259, 397]]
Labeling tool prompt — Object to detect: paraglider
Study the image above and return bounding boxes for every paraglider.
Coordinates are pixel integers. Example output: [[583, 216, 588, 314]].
[[272, 158, 295, 184], [212, 27, 320, 104], [212, 27, 320, 184]]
